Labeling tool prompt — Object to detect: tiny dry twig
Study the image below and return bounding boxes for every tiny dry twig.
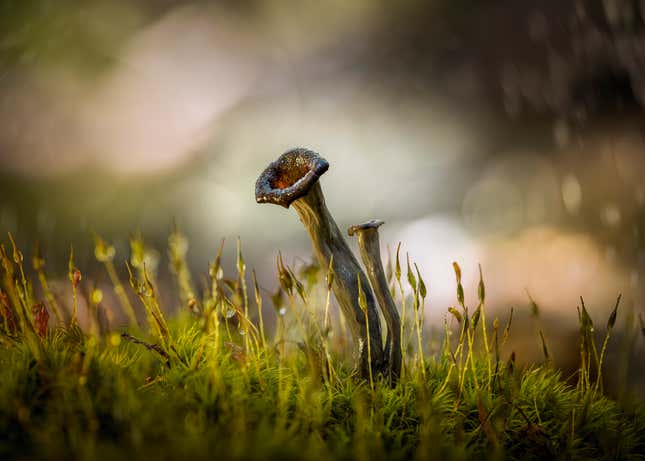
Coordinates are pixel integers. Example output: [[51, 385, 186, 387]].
[[121, 332, 170, 368]]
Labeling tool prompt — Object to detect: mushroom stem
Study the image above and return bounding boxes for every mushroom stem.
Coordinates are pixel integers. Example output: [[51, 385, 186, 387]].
[[255, 148, 385, 378], [291, 183, 385, 377], [348, 220, 402, 382]]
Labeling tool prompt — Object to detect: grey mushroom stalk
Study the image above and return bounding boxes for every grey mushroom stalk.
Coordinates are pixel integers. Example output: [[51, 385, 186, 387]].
[[348, 219, 402, 382], [255, 148, 385, 378]]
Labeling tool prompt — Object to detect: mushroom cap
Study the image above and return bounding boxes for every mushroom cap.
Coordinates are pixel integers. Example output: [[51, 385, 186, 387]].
[[347, 219, 385, 236], [255, 148, 329, 208]]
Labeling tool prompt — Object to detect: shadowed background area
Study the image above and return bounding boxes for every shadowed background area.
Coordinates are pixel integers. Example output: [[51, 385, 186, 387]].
[[1, 0, 644, 383]]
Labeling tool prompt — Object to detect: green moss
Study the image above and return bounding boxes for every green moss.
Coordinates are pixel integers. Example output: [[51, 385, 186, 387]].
[[0, 233, 643, 460]]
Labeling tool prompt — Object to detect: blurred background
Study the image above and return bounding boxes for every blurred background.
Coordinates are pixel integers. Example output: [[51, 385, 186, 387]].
[[1, 0, 644, 383]]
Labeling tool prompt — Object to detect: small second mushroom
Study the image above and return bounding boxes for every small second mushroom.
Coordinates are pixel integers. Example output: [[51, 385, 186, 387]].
[[348, 219, 402, 382]]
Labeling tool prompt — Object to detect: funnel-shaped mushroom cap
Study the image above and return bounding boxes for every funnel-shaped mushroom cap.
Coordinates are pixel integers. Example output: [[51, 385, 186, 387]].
[[255, 148, 330, 208], [347, 219, 385, 236]]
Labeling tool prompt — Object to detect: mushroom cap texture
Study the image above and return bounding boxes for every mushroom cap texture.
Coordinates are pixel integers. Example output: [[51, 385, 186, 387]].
[[347, 219, 385, 236], [255, 147, 330, 208]]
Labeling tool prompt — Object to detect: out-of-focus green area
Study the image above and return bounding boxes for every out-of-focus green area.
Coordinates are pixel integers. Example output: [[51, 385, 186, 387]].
[[0, 0, 142, 74], [0, 0, 644, 357]]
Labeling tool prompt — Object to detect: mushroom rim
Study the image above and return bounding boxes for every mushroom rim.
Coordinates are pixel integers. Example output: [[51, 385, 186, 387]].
[[347, 219, 385, 236], [255, 148, 330, 208]]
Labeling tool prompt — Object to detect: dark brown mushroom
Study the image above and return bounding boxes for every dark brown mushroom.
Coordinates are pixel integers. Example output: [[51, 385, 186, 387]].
[[255, 148, 329, 209], [348, 219, 402, 382], [255, 148, 385, 378]]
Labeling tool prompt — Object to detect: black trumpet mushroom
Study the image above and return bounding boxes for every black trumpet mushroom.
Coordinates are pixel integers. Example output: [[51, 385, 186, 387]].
[[255, 148, 385, 378]]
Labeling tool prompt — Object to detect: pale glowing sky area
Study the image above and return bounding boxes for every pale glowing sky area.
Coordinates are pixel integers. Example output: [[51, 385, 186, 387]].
[[82, 7, 254, 174], [0, 5, 265, 175]]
